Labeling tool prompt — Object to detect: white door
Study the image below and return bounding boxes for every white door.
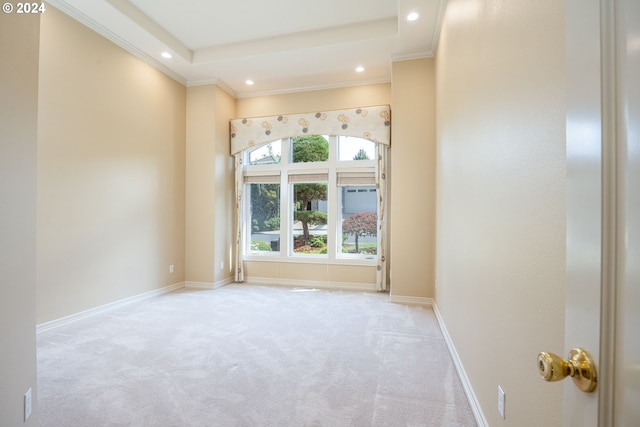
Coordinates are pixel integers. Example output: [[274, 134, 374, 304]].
[[614, 0, 640, 423], [564, 0, 640, 425]]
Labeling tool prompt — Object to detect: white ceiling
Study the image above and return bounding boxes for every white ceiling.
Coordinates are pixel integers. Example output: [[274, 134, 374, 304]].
[[46, 0, 445, 97]]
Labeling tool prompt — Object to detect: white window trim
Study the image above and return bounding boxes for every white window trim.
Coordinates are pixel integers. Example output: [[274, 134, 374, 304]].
[[243, 136, 378, 266]]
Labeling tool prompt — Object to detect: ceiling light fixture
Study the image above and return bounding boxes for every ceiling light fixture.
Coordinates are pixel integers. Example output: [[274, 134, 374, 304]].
[[355, 66, 365, 73], [245, 80, 255, 86], [406, 11, 420, 21], [161, 51, 172, 59]]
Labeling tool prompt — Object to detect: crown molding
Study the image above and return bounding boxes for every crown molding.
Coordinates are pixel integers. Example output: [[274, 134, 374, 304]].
[[186, 78, 220, 87], [106, 0, 192, 62], [45, 0, 187, 85], [390, 50, 432, 62], [431, 0, 448, 56], [187, 78, 238, 98], [193, 17, 397, 64], [234, 76, 391, 99], [44, 0, 447, 97]]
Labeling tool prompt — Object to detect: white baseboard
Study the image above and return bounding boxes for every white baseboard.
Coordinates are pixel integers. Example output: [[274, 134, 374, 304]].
[[243, 277, 377, 292], [388, 295, 434, 306], [185, 276, 234, 290], [36, 282, 185, 334], [432, 303, 488, 427]]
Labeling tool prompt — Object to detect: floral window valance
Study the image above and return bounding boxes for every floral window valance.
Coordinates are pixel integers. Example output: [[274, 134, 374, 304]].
[[230, 105, 391, 155]]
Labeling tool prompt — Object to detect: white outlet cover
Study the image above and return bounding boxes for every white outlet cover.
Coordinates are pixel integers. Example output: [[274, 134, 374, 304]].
[[24, 388, 32, 421], [497, 385, 505, 419]]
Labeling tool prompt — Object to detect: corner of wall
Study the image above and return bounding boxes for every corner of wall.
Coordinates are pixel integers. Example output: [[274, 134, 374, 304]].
[[185, 84, 238, 285], [389, 58, 437, 299], [0, 12, 40, 426]]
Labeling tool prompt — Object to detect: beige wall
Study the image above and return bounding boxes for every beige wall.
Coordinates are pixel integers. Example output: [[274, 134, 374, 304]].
[[236, 84, 390, 118], [37, 7, 187, 323], [236, 84, 390, 287], [21, 4, 567, 423], [213, 87, 237, 282], [0, 13, 40, 425], [435, 1, 566, 425], [390, 58, 436, 299], [185, 85, 236, 286], [244, 262, 377, 289]]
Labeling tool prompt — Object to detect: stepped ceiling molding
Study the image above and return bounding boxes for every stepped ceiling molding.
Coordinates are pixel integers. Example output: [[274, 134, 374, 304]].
[[48, 0, 446, 97]]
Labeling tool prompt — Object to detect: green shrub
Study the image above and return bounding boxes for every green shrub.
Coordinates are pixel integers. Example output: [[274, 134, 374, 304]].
[[264, 216, 280, 231], [250, 241, 272, 251], [309, 236, 325, 248]]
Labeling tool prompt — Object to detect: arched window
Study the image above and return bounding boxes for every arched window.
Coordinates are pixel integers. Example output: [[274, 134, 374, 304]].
[[230, 106, 390, 291]]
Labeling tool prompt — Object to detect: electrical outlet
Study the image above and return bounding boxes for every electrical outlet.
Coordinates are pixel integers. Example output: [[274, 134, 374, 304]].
[[169, 264, 174, 274], [24, 388, 32, 421], [220, 261, 224, 270], [497, 385, 505, 419]]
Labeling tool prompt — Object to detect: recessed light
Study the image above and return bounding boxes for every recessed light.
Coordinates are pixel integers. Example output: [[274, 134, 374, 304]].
[[245, 80, 255, 86], [355, 66, 365, 73], [161, 51, 172, 59], [406, 11, 420, 21]]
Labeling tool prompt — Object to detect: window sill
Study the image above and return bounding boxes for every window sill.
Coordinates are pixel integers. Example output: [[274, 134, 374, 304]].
[[243, 254, 377, 267]]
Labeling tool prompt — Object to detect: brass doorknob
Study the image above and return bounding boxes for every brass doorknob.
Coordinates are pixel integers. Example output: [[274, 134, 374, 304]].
[[537, 348, 597, 392]]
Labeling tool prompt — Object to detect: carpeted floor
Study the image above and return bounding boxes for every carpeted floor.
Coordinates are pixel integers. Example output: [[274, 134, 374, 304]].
[[37, 284, 476, 426]]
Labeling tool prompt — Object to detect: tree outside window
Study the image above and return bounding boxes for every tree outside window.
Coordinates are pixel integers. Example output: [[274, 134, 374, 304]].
[[342, 212, 377, 254], [291, 135, 329, 254]]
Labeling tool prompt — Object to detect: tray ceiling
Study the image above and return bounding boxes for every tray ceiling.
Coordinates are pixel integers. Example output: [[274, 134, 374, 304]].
[[47, 0, 445, 97]]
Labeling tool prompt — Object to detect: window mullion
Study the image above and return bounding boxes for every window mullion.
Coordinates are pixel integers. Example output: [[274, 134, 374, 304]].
[[279, 139, 290, 258], [327, 137, 338, 261], [243, 182, 250, 256], [328, 135, 337, 163], [242, 135, 378, 264]]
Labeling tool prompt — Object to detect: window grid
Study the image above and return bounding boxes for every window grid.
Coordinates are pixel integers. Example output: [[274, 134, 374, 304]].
[[244, 136, 377, 265]]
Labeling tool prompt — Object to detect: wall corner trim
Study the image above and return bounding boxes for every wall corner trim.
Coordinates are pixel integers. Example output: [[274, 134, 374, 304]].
[[432, 303, 489, 427], [36, 282, 186, 334], [388, 295, 434, 306], [185, 277, 234, 290]]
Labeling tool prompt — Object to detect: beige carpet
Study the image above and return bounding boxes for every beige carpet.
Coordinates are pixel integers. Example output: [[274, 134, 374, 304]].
[[37, 284, 476, 426]]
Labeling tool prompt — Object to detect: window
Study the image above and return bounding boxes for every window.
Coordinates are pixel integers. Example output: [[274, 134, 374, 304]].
[[339, 186, 377, 257], [293, 182, 328, 255], [248, 183, 280, 253], [231, 105, 390, 289], [249, 141, 281, 165], [338, 136, 375, 161], [243, 135, 377, 263], [292, 135, 328, 163]]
